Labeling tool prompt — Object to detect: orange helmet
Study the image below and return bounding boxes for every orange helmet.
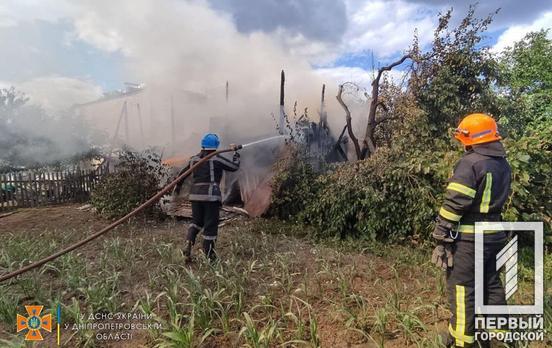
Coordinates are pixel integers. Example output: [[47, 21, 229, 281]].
[[454, 113, 501, 146]]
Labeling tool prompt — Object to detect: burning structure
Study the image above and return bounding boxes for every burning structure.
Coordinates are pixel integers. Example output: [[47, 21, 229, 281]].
[[74, 71, 347, 218], [75, 83, 208, 155]]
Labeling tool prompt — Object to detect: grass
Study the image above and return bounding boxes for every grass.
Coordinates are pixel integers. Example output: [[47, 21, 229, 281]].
[[156, 309, 214, 348], [0, 291, 19, 328], [0, 206, 549, 347]]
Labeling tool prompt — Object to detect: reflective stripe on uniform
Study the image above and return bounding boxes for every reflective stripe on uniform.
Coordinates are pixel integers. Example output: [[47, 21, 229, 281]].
[[209, 159, 215, 182], [456, 285, 466, 346], [447, 182, 476, 198], [480, 172, 493, 213], [456, 225, 502, 234], [189, 223, 201, 230], [439, 207, 462, 222], [208, 160, 215, 196], [203, 235, 217, 240], [448, 325, 474, 346], [215, 155, 239, 170], [188, 194, 221, 202], [458, 225, 475, 233], [448, 285, 474, 346]]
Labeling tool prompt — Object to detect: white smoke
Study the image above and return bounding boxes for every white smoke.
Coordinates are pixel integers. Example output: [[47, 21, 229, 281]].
[[70, 0, 338, 154], [3, 0, 375, 168], [18, 76, 102, 113]]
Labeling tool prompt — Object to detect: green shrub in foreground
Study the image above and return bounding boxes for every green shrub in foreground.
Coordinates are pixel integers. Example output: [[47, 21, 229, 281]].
[[270, 125, 551, 242], [91, 150, 168, 219], [298, 148, 446, 241]]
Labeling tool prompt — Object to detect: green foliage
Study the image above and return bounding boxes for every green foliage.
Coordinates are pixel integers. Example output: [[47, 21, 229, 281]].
[[275, 126, 550, 242], [0, 291, 18, 327], [497, 30, 552, 231], [411, 6, 500, 137], [298, 147, 450, 241], [91, 149, 168, 219], [497, 30, 552, 136], [239, 312, 280, 348], [268, 147, 320, 220], [155, 311, 214, 348], [503, 124, 552, 225], [0, 209, 546, 346]]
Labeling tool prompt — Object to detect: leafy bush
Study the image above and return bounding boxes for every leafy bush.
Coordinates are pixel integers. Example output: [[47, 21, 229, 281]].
[[298, 147, 444, 241], [504, 123, 552, 225], [270, 99, 550, 241], [270, 125, 551, 242], [91, 150, 168, 219], [267, 147, 320, 220]]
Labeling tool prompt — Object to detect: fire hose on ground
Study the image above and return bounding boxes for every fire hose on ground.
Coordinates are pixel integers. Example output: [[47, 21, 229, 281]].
[[0, 135, 286, 283]]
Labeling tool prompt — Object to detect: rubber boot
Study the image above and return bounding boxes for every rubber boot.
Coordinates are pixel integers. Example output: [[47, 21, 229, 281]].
[[184, 241, 194, 263], [185, 225, 200, 263], [202, 239, 217, 262]]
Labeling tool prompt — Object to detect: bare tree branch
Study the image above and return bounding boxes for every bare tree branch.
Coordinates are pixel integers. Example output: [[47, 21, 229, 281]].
[[332, 124, 349, 161], [336, 84, 362, 160], [375, 54, 412, 83], [361, 54, 412, 158]]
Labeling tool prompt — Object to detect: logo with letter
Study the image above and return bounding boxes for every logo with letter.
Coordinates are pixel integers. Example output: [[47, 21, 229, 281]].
[[474, 222, 545, 343], [475, 222, 543, 315], [16, 305, 52, 341], [495, 234, 519, 300]]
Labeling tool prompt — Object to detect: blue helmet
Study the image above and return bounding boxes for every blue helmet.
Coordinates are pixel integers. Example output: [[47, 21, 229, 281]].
[[201, 133, 220, 150]]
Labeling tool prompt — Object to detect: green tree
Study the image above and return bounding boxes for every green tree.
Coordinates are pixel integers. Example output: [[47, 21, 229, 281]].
[[496, 30, 552, 227], [497, 30, 552, 136], [410, 6, 500, 137]]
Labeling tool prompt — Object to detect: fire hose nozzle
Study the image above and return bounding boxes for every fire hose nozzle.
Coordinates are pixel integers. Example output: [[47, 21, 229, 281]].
[[229, 144, 243, 151]]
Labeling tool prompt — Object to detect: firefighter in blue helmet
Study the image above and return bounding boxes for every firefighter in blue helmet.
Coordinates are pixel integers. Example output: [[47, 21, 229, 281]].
[[432, 114, 512, 347], [175, 133, 240, 261]]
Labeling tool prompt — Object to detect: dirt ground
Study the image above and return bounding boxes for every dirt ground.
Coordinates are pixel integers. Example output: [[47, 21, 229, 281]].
[[0, 205, 548, 347]]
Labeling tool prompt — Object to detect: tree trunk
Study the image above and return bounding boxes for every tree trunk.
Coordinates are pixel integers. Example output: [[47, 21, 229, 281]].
[[361, 54, 412, 158], [336, 84, 362, 160]]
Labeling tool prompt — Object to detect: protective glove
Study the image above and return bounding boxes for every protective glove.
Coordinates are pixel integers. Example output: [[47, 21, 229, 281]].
[[431, 244, 454, 270], [432, 217, 455, 243]]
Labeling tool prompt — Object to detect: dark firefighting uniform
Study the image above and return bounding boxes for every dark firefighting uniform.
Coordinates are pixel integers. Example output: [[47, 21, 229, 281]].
[[176, 150, 240, 258], [435, 141, 511, 347]]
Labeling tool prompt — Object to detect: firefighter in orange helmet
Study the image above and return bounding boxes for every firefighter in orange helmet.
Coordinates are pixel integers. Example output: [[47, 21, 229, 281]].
[[431, 113, 512, 347]]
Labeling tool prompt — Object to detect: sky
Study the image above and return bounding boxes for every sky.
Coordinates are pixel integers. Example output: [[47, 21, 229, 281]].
[[0, 0, 550, 112]]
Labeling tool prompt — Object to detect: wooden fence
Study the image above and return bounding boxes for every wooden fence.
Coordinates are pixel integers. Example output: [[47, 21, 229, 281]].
[[0, 167, 109, 211]]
